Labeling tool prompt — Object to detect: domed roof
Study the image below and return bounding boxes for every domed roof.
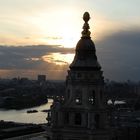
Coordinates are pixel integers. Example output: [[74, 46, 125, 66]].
[[76, 38, 95, 51], [70, 12, 101, 71]]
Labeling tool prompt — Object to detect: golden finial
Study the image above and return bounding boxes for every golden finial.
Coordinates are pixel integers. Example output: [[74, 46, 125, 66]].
[[83, 12, 90, 22], [82, 12, 91, 38]]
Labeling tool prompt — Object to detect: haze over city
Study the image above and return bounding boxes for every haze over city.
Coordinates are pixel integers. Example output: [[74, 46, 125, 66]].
[[0, 0, 140, 81]]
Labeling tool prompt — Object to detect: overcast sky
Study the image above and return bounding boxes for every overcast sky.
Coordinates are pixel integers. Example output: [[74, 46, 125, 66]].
[[0, 0, 140, 81]]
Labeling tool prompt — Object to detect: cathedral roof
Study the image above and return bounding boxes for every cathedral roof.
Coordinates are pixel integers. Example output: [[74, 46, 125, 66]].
[[70, 12, 101, 70]]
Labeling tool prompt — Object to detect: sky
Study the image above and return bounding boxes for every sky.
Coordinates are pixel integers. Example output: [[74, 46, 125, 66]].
[[0, 0, 140, 81]]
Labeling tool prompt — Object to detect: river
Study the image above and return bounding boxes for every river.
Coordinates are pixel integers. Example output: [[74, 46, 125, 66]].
[[0, 99, 125, 124], [0, 99, 53, 124]]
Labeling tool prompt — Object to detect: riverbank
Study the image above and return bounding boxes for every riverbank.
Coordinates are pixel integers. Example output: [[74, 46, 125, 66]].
[[0, 99, 53, 124], [0, 95, 48, 110], [0, 99, 48, 110], [0, 120, 45, 139], [0, 79, 64, 110]]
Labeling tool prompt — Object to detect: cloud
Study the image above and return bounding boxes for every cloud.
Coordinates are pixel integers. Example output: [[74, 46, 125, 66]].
[[96, 28, 140, 81], [0, 28, 140, 81], [0, 45, 73, 79]]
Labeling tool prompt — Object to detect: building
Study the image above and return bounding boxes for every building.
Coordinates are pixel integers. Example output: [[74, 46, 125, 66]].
[[38, 75, 46, 85], [46, 12, 112, 140]]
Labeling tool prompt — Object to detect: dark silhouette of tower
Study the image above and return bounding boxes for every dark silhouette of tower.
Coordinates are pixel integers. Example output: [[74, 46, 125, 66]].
[[46, 12, 112, 140]]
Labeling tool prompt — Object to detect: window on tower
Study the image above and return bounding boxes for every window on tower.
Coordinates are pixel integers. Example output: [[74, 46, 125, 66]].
[[55, 112, 58, 125], [75, 98, 80, 104], [75, 89, 82, 105], [75, 113, 82, 125], [64, 112, 69, 124], [100, 90, 103, 100], [86, 113, 88, 126], [94, 114, 100, 129], [67, 89, 70, 99], [77, 73, 82, 78], [89, 90, 95, 105]]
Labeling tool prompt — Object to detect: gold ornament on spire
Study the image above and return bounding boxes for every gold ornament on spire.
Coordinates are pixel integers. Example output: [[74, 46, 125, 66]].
[[82, 12, 91, 38]]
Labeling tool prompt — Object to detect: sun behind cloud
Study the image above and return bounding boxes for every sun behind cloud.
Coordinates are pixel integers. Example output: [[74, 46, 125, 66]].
[[42, 53, 75, 66]]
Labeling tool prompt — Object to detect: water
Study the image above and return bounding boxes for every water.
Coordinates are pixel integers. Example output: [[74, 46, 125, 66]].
[[0, 99, 125, 124], [0, 99, 53, 124]]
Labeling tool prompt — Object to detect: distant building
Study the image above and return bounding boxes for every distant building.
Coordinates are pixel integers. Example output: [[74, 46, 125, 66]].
[[46, 12, 112, 140], [136, 85, 140, 95], [38, 75, 46, 84]]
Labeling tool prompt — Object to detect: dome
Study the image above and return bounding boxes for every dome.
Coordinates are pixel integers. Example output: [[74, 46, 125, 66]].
[[70, 39, 101, 70], [69, 12, 101, 71], [76, 38, 95, 51]]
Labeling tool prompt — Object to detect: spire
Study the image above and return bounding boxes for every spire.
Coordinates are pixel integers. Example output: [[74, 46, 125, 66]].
[[81, 12, 91, 38]]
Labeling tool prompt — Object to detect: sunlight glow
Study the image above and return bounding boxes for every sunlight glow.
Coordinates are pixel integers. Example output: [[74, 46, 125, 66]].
[[28, 9, 82, 48], [42, 53, 75, 65]]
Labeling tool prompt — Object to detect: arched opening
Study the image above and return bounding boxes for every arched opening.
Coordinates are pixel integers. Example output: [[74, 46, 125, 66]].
[[75, 89, 82, 105], [100, 90, 103, 100], [86, 113, 88, 126], [75, 97, 81, 104], [89, 90, 95, 105], [94, 114, 100, 129], [64, 112, 69, 124], [56, 112, 58, 125], [67, 89, 70, 99], [77, 73, 82, 78], [75, 113, 82, 125]]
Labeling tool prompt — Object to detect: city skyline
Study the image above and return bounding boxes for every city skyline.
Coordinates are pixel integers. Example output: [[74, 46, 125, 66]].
[[0, 0, 140, 81]]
